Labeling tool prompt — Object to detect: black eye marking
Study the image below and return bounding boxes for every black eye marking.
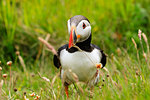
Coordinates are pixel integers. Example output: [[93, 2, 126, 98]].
[[82, 22, 86, 29]]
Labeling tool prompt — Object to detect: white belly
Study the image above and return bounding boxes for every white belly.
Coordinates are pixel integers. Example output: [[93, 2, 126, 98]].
[[60, 49, 101, 82]]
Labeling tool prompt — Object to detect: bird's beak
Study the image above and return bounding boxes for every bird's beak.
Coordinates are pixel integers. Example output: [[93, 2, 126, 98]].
[[69, 25, 80, 49]]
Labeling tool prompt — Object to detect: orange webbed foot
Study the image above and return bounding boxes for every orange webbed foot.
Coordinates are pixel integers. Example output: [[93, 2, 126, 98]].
[[96, 63, 102, 69]]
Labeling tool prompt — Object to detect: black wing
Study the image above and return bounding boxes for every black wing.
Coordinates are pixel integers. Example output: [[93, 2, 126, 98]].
[[53, 44, 68, 69], [91, 44, 107, 68]]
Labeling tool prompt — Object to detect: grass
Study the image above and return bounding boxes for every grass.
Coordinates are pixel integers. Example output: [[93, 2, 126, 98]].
[[0, 30, 150, 100], [0, 0, 150, 99]]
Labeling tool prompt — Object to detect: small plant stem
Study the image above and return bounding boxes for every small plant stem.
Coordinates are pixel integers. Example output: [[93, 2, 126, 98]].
[[146, 42, 150, 69], [139, 40, 144, 71], [18, 55, 26, 72], [140, 38, 149, 69], [136, 49, 140, 65], [140, 41, 144, 54], [134, 47, 141, 73], [9, 65, 11, 91], [0, 71, 1, 80], [4, 78, 6, 86], [147, 42, 150, 56]]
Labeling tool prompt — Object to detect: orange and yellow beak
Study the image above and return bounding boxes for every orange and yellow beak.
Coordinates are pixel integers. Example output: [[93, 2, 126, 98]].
[[69, 26, 80, 48]]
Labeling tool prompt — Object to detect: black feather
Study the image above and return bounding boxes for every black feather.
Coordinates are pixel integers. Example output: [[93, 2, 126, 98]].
[[53, 55, 61, 69], [53, 44, 68, 69], [101, 51, 106, 68]]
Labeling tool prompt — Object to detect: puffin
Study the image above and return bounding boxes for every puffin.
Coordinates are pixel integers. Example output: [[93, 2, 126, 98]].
[[53, 15, 106, 97]]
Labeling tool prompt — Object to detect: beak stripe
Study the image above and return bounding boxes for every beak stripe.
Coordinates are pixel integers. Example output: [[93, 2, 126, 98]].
[[69, 28, 73, 48]]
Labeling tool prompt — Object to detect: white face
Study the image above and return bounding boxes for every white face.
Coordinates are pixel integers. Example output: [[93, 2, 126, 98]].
[[67, 19, 91, 42]]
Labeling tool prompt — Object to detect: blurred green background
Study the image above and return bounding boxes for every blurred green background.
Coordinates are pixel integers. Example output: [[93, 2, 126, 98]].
[[0, 0, 150, 63], [1, 0, 150, 99]]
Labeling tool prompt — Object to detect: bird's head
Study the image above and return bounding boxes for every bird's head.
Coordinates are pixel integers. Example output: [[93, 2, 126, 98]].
[[67, 15, 91, 48]]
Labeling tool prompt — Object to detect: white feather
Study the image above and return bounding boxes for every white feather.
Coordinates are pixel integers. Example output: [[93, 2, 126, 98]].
[[60, 48, 101, 84], [76, 20, 91, 42], [67, 19, 71, 34]]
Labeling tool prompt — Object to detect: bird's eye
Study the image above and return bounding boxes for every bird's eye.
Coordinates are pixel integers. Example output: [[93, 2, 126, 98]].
[[82, 22, 86, 29]]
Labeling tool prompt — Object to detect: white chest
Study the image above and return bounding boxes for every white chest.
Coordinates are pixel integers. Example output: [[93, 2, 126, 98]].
[[60, 49, 101, 82]]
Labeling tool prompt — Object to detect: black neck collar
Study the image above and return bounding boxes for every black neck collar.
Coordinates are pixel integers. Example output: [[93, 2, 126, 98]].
[[67, 35, 93, 53], [76, 35, 91, 48]]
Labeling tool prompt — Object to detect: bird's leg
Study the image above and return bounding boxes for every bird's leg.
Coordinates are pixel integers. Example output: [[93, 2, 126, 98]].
[[64, 82, 69, 98], [65, 85, 69, 98]]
